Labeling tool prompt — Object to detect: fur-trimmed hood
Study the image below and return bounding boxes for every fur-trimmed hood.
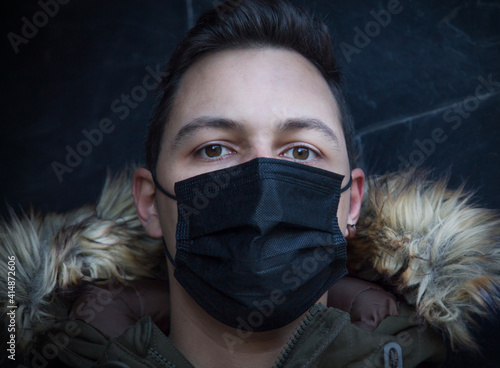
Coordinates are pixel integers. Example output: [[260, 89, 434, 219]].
[[1, 168, 499, 355]]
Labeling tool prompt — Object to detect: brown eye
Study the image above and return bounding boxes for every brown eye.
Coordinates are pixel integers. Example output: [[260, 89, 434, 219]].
[[204, 145, 222, 157], [292, 147, 309, 160], [196, 143, 233, 160], [282, 146, 318, 162]]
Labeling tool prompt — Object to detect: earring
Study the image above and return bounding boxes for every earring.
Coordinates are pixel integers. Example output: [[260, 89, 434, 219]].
[[347, 224, 356, 238]]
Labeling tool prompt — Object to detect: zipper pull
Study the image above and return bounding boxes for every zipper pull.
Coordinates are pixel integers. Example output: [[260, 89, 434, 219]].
[[384, 342, 403, 368]]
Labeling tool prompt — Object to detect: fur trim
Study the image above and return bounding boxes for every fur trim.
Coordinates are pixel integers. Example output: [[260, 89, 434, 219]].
[[348, 170, 500, 351], [0, 167, 165, 353]]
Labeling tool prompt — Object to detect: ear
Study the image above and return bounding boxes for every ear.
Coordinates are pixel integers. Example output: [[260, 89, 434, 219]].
[[345, 168, 365, 238], [133, 168, 163, 238]]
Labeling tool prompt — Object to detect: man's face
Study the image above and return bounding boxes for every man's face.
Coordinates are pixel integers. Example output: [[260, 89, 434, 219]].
[[155, 47, 352, 255]]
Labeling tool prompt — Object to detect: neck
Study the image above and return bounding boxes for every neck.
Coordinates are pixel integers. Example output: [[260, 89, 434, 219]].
[[168, 278, 326, 368]]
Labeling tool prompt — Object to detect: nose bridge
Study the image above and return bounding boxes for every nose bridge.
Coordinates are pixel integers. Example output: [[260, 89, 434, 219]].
[[246, 130, 275, 160], [249, 146, 274, 160]]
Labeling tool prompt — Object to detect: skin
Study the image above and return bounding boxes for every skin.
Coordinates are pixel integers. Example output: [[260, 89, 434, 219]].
[[133, 47, 365, 368]]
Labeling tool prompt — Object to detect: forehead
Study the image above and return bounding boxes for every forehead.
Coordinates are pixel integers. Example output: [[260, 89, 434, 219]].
[[167, 47, 345, 148]]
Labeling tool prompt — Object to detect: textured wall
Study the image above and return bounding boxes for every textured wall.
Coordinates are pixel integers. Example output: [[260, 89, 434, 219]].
[[2, 0, 499, 366]]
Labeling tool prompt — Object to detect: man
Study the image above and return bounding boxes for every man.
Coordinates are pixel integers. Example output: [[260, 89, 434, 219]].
[[128, 0, 443, 367], [133, 25, 364, 368]]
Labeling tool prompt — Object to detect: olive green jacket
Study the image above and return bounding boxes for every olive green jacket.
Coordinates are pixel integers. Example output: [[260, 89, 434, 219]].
[[54, 303, 445, 368]]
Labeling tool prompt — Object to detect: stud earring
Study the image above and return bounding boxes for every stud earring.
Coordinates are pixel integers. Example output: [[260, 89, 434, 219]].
[[347, 224, 356, 238]]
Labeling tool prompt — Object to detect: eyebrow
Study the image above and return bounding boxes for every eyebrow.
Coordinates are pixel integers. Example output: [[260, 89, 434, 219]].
[[170, 116, 244, 150], [275, 118, 341, 149]]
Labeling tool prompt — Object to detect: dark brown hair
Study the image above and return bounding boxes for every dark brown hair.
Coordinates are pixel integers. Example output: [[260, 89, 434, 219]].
[[146, 0, 355, 173]]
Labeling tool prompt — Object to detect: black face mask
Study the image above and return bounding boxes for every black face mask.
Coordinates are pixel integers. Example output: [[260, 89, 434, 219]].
[[154, 158, 351, 332]]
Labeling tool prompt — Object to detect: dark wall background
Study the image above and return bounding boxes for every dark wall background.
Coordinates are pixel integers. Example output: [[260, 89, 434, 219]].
[[1, 0, 499, 366]]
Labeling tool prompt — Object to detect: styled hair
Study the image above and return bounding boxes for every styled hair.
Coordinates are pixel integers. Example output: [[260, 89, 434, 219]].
[[145, 0, 356, 173]]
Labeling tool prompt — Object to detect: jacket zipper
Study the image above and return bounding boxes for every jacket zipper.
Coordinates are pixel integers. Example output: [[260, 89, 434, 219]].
[[272, 304, 326, 368]]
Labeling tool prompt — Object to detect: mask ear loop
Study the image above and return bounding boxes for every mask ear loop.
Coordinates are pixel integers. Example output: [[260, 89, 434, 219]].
[[152, 173, 178, 267], [340, 175, 352, 193], [152, 174, 177, 200], [162, 238, 177, 267]]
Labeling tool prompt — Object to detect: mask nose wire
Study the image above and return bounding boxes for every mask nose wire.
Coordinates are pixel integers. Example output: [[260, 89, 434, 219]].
[[153, 172, 352, 198], [152, 174, 177, 200]]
